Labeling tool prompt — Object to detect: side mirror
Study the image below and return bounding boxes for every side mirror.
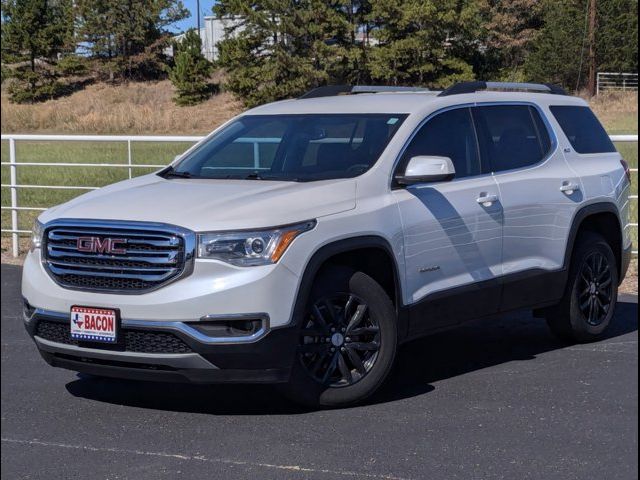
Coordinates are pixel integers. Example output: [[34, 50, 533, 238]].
[[396, 156, 456, 185]]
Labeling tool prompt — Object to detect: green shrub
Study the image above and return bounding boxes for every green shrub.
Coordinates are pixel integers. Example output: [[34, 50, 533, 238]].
[[6, 67, 67, 103], [57, 55, 88, 77], [168, 29, 214, 106], [1, 64, 12, 84]]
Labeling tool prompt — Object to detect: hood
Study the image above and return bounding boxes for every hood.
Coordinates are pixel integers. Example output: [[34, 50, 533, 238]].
[[40, 174, 357, 231]]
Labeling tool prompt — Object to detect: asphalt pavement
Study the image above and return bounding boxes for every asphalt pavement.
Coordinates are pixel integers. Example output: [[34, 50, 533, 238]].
[[1, 263, 637, 480]]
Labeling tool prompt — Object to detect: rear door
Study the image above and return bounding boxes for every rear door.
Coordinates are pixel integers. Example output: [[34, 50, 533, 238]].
[[393, 107, 503, 333], [549, 105, 625, 199], [548, 105, 631, 254], [474, 104, 579, 311]]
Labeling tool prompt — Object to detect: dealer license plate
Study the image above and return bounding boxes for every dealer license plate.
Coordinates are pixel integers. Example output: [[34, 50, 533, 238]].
[[70, 306, 118, 343]]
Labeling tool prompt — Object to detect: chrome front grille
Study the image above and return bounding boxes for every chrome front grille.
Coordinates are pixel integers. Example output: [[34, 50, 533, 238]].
[[42, 220, 195, 293]]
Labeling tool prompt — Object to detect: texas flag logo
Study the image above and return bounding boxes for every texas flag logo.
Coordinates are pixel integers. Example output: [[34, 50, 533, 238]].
[[72, 312, 84, 329]]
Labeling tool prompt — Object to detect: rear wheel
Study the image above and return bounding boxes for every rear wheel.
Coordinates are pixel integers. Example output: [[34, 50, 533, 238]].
[[281, 267, 397, 407], [546, 232, 619, 343]]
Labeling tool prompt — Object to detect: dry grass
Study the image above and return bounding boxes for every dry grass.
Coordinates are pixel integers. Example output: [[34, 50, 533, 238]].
[[1, 237, 29, 265], [2, 82, 637, 136], [1, 81, 243, 135], [589, 91, 638, 134], [621, 259, 638, 295]]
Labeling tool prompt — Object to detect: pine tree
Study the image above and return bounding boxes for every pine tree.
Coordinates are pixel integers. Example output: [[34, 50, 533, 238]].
[[367, 0, 481, 87], [75, 0, 189, 81], [215, 0, 350, 107], [331, 0, 375, 85], [524, 1, 590, 90], [1, 0, 74, 102], [525, 0, 638, 92], [169, 29, 214, 106], [478, 0, 545, 81], [596, 0, 638, 74]]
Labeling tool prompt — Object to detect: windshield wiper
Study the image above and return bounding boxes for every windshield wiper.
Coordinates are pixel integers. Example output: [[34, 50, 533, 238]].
[[242, 172, 304, 182], [160, 166, 192, 179]]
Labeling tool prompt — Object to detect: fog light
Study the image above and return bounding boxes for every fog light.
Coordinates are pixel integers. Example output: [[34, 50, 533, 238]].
[[189, 319, 263, 337]]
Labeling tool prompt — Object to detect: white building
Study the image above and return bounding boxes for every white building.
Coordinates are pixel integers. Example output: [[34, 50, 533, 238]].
[[170, 16, 244, 62]]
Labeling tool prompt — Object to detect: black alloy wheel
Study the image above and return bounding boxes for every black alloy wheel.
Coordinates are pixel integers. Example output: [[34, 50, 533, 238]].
[[281, 267, 397, 407], [299, 294, 381, 387], [545, 232, 619, 343], [577, 251, 614, 326]]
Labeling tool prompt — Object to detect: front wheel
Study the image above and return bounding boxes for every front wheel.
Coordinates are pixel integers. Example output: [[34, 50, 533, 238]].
[[281, 267, 397, 408], [546, 232, 619, 343]]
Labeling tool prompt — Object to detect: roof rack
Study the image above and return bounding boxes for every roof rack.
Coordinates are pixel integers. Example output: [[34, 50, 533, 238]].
[[438, 81, 568, 97], [299, 85, 430, 99]]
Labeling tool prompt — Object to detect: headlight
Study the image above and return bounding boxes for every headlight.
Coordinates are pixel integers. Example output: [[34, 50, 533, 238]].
[[30, 219, 44, 252], [197, 220, 316, 266]]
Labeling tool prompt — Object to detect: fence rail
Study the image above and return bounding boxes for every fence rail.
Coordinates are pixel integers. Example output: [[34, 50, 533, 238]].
[[1, 133, 638, 258], [597, 72, 639, 95]]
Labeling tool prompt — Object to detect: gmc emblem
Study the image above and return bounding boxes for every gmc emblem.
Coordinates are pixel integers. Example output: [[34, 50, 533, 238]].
[[76, 237, 127, 255]]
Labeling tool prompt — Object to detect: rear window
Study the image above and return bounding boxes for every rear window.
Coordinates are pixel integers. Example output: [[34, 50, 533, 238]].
[[473, 105, 553, 172], [550, 106, 616, 154]]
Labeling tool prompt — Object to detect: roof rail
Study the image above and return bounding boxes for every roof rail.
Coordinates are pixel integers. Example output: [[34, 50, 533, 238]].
[[438, 81, 568, 97], [299, 85, 430, 99]]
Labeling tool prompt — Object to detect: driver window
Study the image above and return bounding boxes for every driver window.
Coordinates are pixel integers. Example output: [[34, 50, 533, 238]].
[[200, 119, 287, 172], [402, 108, 481, 178]]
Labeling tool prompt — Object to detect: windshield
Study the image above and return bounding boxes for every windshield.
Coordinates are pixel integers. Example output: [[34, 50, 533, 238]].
[[167, 114, 408, 182]]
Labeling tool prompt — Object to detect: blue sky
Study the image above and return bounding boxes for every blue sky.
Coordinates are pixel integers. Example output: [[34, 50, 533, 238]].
[[170, 0, 217, 33]]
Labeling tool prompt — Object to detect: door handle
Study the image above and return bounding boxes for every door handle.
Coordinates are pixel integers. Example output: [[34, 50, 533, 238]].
[[560, 182, 581, 195], [477, 193, 499, 207]]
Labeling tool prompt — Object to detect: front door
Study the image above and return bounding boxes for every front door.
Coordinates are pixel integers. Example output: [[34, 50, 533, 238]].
[[393, 107, 503, 333]]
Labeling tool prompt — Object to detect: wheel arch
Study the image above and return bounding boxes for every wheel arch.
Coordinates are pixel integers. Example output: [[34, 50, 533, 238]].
[[290, 236, 408, 339], [564, 202, 624, 283]]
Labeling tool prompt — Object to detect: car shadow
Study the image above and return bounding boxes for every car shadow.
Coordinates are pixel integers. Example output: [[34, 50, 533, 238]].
[[65, 297, 637, 414]]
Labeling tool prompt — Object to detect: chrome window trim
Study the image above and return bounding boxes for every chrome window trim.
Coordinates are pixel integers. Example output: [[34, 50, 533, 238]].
[[40, 218, 196, 295], [389, 101, 560, 188], [28, 308, 271, 345]]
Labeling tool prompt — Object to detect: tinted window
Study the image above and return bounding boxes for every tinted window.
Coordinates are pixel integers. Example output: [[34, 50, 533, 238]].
[[473, 105, 553, 172], [401, 108, 481, 178], [173, 114, 407, 182], [550, 105, 616, 154], [201, 118, 287, 170]]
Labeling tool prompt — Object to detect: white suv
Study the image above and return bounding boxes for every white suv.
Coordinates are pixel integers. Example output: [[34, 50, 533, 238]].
[[22, 82, 633, 407]]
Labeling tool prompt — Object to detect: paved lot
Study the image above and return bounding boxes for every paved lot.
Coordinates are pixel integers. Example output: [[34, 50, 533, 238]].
[[1, 263, 637, 480]]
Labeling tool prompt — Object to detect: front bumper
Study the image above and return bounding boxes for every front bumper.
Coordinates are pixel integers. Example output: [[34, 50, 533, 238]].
[[25, 306, 298, 384], [22, 248, 301, 328]]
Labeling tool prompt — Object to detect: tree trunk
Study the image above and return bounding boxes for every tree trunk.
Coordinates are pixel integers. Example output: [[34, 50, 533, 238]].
[[587, 0, 597, 96]]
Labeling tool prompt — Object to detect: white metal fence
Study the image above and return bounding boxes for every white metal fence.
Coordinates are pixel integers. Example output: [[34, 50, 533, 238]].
[[597, 72, 639, 95], [1, 133, 638, 258]]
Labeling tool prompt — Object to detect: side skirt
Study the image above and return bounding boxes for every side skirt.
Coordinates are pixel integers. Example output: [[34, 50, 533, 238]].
[[402, 268, 567, 342]]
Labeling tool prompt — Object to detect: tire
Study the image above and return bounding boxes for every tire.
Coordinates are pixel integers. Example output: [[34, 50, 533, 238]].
[[545, 232, 619, 343], [280, 267, 397, 408]]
